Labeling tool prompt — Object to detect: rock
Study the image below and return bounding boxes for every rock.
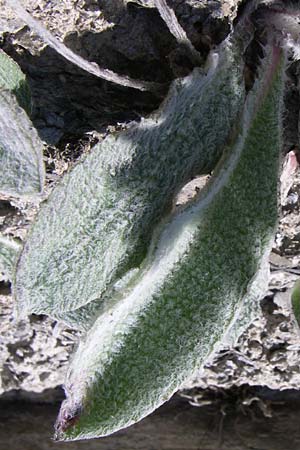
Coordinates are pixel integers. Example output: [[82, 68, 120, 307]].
[[0, 0, 240, 142], [0, 292, 79, 395]]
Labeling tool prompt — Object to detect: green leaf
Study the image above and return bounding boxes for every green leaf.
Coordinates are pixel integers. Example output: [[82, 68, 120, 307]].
[[16, 33, 248, 326], [55, 47, 285, 440], [0, 235, 21, 281], [0, 49, 31, 114], [223, 246, 272, 346], [291, 280, 300, 325], [0, 87, 45, 197]]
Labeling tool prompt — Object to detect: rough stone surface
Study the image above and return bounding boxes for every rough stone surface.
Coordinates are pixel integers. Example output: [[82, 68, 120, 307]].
[[0, 294, 78, 394]]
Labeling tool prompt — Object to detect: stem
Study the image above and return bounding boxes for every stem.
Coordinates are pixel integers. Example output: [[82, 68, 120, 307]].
[[154, 0, 202, 65]]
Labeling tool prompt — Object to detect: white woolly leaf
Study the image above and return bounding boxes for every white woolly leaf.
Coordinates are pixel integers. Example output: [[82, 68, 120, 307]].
[[16, 32, 249, 326], [0, 88, 45, 197], [0, 235, 21, 281], [0, 49, 31, 113], [54, 47, 285, 440]]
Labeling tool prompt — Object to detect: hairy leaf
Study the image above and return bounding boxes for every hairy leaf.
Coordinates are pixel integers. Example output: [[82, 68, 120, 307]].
[[0, 88, 45, 197], [0, 49, 31, 113], [291, 280, 300, 325], [55, 47, 285, 440], [0, 235, 21, 281], [16, 31, 249, 326]]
